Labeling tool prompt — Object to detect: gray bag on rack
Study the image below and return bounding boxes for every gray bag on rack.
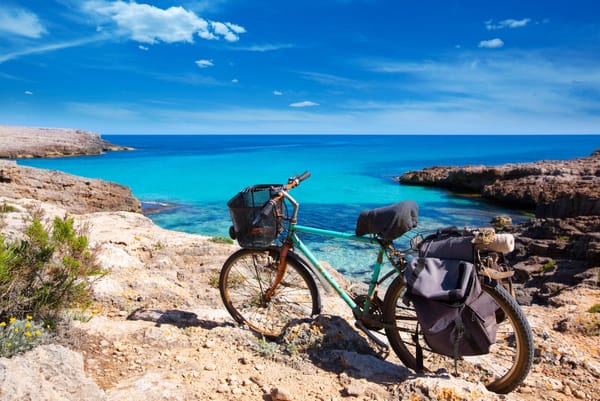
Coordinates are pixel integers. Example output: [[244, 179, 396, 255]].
[[405, 251, 499, 358]]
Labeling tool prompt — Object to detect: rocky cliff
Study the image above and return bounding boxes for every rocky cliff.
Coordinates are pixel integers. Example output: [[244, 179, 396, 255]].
[[0, 160, 140, 213], [0, 125, 131, 158], [398, 150, 600, 218]]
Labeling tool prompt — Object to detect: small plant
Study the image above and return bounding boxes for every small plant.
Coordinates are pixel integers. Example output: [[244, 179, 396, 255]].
[[209, 236, 234, 245], [557, 235, 569, 241], [588, 304, 600, 314], [0, 201, 16, 213], [253, 336, 279, 357], [0, 316, 46, 358], [208, 274, 220, 288], [541, 260, 556, 272]]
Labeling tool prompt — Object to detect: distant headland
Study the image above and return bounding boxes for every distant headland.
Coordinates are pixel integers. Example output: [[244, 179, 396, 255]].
[[0, 125, 132, 159]]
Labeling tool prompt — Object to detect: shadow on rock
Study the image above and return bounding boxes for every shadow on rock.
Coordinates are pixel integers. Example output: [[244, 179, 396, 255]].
[[127, 308, 233, 329], [280, 315, 412, 385]]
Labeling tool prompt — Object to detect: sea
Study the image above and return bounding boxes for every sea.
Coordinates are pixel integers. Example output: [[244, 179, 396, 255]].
[[15, 135, 599, 281]]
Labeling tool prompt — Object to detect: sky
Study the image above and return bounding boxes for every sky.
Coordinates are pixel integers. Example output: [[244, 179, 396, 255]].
[[1, 0, 600, 135]]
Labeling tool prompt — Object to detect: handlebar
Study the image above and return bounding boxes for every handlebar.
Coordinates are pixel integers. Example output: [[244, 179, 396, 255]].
[[251, 171, 310, 227], [286, 170, 311, 189]]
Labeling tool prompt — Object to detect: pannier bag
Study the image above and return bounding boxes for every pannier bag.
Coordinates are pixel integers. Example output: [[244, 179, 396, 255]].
[[228, 185, 284, 249], [405, 257, 498, 358]]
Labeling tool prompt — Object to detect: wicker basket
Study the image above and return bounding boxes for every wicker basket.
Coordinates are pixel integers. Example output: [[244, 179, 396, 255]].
[[227, 185, 284, 249]]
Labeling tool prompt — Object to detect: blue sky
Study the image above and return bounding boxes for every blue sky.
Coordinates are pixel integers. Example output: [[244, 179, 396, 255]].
[[1, 0, 599, 134]]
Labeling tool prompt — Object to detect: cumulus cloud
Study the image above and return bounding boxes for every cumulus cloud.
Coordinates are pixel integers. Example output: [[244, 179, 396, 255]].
[[290, 101, 319, 108], [138, 45, 148, 51], [478, 38, 504, 49], [0, 6, 47, 38], [273, 90, 283, 96], [24, 90, 33, 95], [82, 0, 245, 44], [231, 78, 239, 84], [486, 18, 531, 30], [195, 59, 214, 68]]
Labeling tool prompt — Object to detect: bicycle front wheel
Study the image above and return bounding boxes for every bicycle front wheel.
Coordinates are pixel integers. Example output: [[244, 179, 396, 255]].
[[383, 276, 534, 394], [219, 248, 320, 339]]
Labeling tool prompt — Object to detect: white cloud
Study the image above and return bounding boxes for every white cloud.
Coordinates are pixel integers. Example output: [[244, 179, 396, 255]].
[[486, 18, 531, 30], [235, 43, 294, 52], [0, 36, 105, 64], [290, 101, 319, 108], [138, 45, 149, 51], [231, 79, 239, 84], [82, 0, 245, 44], [478, 38, 504, 49], [195, 59, 214, 68], [0, 6, 47, 38], [273, 90, 283, 96], [24, 90, 33, 95]]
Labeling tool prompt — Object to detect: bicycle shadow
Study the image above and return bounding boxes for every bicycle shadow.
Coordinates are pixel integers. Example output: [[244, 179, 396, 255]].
[[126, 308, 415, 386], [126, 308, 233, 330], [282, 315, 414, 386]]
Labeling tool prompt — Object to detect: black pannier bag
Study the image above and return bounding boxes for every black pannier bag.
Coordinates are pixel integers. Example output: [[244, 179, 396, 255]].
[[228, 185, 284, 249], [405, 257, 498, 359]]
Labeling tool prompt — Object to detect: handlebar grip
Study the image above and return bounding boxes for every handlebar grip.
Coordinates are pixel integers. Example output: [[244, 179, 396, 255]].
[[251, 199, 276, 226], [297, 171, 311, 182]]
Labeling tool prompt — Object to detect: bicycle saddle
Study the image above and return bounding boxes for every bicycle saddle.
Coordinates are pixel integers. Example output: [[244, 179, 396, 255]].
[[355, 200, 418, 241]]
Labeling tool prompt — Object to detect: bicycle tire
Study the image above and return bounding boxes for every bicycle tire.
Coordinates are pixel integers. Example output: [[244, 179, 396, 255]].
[[219, 247, 320, 339], [383, 276, 534, 394]]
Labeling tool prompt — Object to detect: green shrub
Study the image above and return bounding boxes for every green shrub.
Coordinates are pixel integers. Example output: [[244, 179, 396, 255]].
[[0, 216, 105, 323], [589, 304, 600, 314]]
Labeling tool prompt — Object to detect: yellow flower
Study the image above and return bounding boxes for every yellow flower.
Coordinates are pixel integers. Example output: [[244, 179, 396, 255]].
[[0, 322, 6, 327], [6, 342, 11, 347], [25, 331, 31, 337], [14, 328, 19, 333], [35, 330, 42, 336], [25, 322, 32, 328], [9, 317, 16, 324], [26, 315, 32, 320]]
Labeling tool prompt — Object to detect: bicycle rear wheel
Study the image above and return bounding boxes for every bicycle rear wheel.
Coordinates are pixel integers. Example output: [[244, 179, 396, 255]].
[[383, 276, 533, 394], [219, 247, 320, 339]]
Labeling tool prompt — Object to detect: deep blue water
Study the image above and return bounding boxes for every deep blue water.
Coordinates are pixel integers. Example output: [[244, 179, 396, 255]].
[[16, 135, 599, 280]]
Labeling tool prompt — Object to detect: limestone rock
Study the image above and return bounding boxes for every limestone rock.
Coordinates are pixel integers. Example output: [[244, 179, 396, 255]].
[[0, 344, 106, 401], [0, 160, 140, 213], [398, 150, 600, 218], [0, 125, 130, 158]]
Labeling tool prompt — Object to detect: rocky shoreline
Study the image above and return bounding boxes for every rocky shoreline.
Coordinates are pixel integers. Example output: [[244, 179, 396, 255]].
[[0, 129, 598, 401], [397, 151, 600, 309], [397, 150, 600, 218], [0, 125, 132, 158]]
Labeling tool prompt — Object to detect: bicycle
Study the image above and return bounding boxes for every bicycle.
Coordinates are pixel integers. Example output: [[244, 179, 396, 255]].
[[219, 172, 534, 394]]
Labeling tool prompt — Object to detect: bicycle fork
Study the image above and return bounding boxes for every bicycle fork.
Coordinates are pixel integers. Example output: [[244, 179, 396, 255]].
[[262, 244, 291, 302]]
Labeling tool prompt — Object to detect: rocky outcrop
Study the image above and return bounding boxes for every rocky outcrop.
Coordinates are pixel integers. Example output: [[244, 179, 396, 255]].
[[0, 160, 140, 213], [398, 150, 600, 218], [0, 126, 131, 158]]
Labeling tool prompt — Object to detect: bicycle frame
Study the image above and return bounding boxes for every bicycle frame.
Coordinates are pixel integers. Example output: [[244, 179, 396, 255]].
[[276, 191, 401, 318], [290, 224, 389, 314]]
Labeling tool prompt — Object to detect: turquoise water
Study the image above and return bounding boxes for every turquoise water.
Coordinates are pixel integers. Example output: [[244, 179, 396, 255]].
[[16, 135, 599, 280]]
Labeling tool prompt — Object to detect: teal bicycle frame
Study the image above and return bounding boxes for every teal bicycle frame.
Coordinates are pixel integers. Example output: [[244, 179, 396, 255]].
[[280, 191, 402, 319]]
